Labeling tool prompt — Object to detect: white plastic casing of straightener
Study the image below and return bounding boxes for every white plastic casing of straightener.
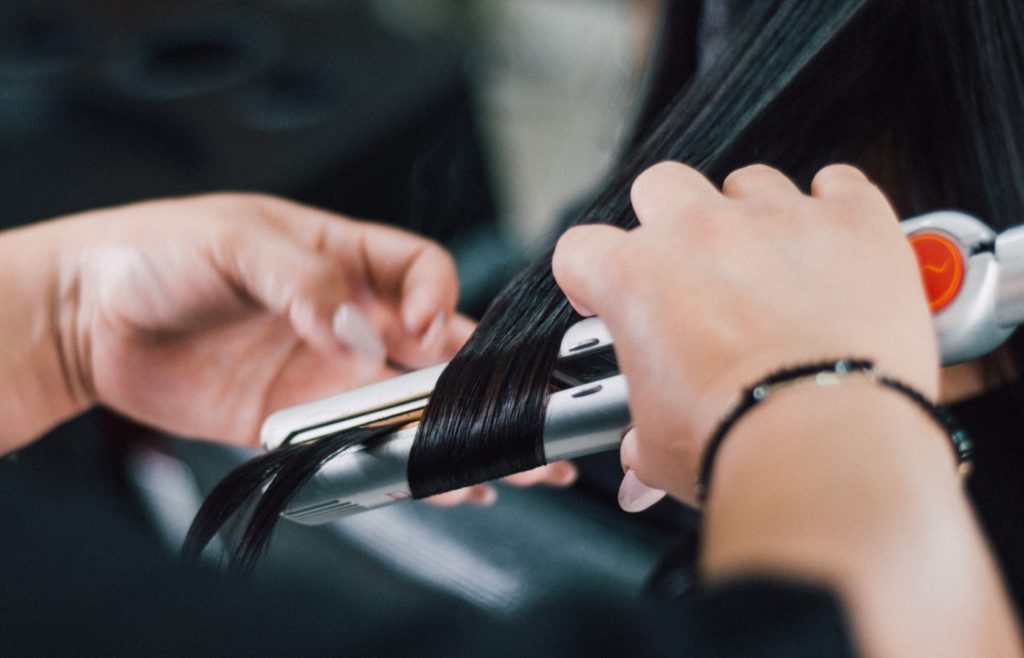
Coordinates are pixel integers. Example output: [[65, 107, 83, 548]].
[[261, 210, 1024, 525], [259, 318, 624, 525], [901, 211, 1024, 363]]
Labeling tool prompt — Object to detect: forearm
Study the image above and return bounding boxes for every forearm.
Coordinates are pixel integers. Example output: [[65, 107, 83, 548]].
[[700, 383, 1021, 657], [0, 222, 89, 453]]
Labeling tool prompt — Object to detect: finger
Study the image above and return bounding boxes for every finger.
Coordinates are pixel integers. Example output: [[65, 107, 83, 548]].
[[424, 489, 471, 507], [425, 485, 497, 507], [810, 164, 895, 223], [345, 222, 459, 337], [630, 161, 723, 227], [446, 314, 477, 352], [552, 224, 629, 319], [502, 461, 578, 488], [396, 242, 460, 337], [546, 461, 579, 486], [255, 197, 460, 337], [721, 163, 802, 201], [212, 227, 387, 362], [617, 429, 667, 512], [501, 468, 548, 487], [432, 313, 475, 362], [383, 313, 477, 370], [619, 427, 640, 473], [385, 308, 450, 367]]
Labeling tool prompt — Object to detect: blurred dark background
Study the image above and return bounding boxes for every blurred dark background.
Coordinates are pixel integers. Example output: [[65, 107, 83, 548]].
[[2, 0, 683, 619], [0, 0, 499, 239]]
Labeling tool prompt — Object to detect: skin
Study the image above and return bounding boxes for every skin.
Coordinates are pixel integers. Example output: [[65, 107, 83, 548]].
[[553, 162, 1022, 657], [0, 193, 575, 503]]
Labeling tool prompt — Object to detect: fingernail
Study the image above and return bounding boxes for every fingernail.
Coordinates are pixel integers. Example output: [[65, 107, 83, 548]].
[[333, 304, 386, 364], [618, 469, 666, 513], [420, 310, 447, 353]]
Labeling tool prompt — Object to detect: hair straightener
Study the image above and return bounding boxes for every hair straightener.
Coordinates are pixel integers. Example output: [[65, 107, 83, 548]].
[[261, 210, 1024, 525]]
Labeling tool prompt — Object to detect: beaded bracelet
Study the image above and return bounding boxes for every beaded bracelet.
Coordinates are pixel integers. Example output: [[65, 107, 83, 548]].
[[694, 359, 974, 504]]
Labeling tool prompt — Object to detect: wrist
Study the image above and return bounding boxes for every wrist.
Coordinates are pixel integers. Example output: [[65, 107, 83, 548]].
[[701, 378, 1018, 658], [0, 220, 93, 452], [702, 381, 963, 573], [696, 360, 966, 503]]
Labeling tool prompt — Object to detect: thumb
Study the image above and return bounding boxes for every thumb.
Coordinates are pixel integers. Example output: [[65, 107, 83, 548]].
[[552, 224, 627, 319], [214, 228, 385, 362], [618, 428, 667, 513]]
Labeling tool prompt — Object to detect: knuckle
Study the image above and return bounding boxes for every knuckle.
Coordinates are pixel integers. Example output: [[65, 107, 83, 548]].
[[208, 192, 292, 230], [245, 193, 310, 231], [644, 160, 689, 180], [188, 191, 240, 205], [812, 163, 869, 192], [243, 191, 287, 207], [411, 234, 455, 273], [213, 222, 251, 252], [424, 238, 455, 270], [209, 191, 278, 210], [821, 162, 866, 178], [425, 243, 459, 292], [724, 163, 776, 186], [552, 229, 592, 281], [631, 160, 686, 201], [438, 251, 459, 283]]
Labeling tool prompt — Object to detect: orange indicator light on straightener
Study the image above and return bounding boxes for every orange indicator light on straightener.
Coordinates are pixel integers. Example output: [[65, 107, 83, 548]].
[[909, 232, 965, 312]]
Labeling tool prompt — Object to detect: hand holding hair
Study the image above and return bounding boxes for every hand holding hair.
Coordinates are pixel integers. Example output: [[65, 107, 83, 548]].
[[0, 193, 575, 500], [0, 193, 476, 453], [553, 162, 938, 504], [554, 162, 1022, 657], [0, 194, 473, 452]]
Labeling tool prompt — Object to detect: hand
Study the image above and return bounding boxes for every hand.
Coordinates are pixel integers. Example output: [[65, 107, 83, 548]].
[[552, 163, 938, 504], [43, 193, 468, 443], [5, 193, 574, 498]]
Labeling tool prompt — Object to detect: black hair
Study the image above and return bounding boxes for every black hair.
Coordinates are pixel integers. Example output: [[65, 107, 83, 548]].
[[185, 0, 1024, 581], [183, 423, 401, 568]]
